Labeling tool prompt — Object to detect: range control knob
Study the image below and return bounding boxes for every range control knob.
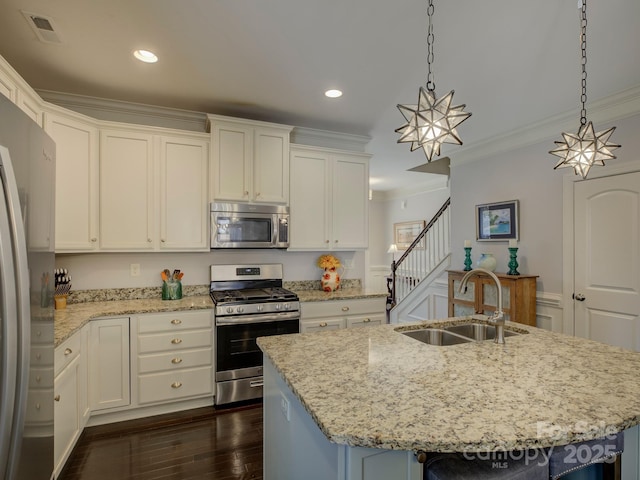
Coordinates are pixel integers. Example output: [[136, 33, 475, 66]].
[[236, 306, 244, 313], [257, 305, 264, 312], [283, 303, 290, 310], [226, 307, 234, 314], [275, 304, 282, 311]]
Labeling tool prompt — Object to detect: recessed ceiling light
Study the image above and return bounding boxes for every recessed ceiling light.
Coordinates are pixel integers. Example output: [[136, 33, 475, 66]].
[[325, 89, 343, 98], [133, 49, 158, 63]]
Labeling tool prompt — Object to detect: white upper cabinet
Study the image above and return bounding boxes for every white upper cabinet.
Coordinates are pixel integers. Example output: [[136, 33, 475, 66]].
[[99, 126, 210, 252], [289, 145, 370, 250], [100, 128, 155, 250], [209, 114, 292, 204], [44, 107, 100, 252], [158, 135, 209, 250]]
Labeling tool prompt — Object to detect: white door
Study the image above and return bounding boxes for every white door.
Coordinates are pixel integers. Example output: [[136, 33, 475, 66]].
[[574, 171, 640, 350]]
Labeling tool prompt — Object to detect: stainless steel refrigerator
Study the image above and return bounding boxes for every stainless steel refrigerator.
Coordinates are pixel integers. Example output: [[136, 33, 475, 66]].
[[0, 94, 55, 480]]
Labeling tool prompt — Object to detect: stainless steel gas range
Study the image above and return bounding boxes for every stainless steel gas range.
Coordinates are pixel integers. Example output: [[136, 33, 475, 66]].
[[210, 264, 300, 405]]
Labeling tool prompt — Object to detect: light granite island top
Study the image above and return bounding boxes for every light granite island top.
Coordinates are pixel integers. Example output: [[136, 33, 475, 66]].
[[258, 318, 640, 455]]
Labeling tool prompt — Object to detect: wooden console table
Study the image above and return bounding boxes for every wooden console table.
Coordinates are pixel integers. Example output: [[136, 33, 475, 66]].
[[447, 270, 539, 326]]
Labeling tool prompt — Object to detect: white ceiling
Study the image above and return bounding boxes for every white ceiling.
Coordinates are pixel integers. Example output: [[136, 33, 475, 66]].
[[1, 0, 638, 191]]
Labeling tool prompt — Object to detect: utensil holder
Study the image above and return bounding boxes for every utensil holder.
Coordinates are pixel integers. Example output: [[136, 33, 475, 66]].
[[162, 280, 182, 300]]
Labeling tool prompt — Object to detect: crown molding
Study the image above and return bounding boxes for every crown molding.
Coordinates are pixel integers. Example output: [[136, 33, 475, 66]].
[[450, 85, 640, 167], [36, 90, 209, 132], [291, 126, 371, 153]]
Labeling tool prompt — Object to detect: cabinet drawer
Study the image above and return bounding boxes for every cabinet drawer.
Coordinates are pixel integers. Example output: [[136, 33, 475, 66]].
[[138, 311, 212, 333], [54, 333, 81, 376], [138, 329, 212, 354], [301, 297, 385, 319], [300, 318, 345, 333], [138, 348, 212, 374], [138, 366, 213, 404], [28, 387, 55, 425], [346, 313, 385, 328], [32, 321, 54, 345]]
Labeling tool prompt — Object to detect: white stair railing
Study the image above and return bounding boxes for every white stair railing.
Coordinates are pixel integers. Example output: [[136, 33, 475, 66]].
[[389, 198, 451, 309]]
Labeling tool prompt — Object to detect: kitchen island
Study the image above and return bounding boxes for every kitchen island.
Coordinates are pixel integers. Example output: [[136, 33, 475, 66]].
[[258, 318, 640, 480]]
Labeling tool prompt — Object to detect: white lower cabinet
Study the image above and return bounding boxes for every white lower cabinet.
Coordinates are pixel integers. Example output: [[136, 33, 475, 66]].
[[88, 317, 130, 412], [300, 298, 386, 333], [133, 310, 213, 406], [54, 330, 86, 478]]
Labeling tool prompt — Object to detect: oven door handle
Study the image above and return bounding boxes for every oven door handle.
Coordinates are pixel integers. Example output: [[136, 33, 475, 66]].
[[215, 312, 300, 325]]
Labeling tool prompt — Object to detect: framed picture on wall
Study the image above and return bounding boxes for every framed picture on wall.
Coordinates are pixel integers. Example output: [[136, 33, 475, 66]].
[[476, 200, 519, 241], [394, 220, 426, 250]]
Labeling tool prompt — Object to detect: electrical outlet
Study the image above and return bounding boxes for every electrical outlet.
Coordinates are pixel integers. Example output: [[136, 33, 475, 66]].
[[130, 263, 141, 277], [280, 393, 290, 421]]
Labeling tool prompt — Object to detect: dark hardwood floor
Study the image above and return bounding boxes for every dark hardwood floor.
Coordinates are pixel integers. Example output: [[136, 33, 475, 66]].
[[59, 402, 263, 480]]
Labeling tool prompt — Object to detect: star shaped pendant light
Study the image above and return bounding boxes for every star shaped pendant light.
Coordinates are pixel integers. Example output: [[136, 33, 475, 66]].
[[550, 121, 619, 179], [549, 0, 620, 179], [397, 88, 471, 161], [396, 0, 471, 162]]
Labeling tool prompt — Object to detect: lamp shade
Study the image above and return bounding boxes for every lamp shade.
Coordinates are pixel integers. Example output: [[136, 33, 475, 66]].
[[387, 244, 399, 253]]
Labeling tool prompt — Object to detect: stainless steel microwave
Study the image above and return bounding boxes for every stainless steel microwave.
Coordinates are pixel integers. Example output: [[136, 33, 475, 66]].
[[210, 202, 289, 249]]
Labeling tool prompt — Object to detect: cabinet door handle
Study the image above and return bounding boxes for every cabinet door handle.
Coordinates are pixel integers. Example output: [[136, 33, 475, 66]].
[[147, 238, 152, 243], [170, 319, 182, 325], [171, 338, 182, 344], [363, 318, 371, 323], [319, 322, 328, 327], [171, 357, 182, 364], [573, 293, 586, 301], [91, 237, 97, 242], [64, 348, 72, 356], [325, 240, 329, 244], [54, 395, 60, 402], [171, 382, 182, 389], [341, 306, 349, 312]]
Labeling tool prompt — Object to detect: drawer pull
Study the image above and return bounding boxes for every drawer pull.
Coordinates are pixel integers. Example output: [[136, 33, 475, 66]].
[[36, 403, 41, 410], [363, 318, 371, 323], [250, 379, 264, 388], [171, 338, 182, 345], [171, 382, 182, 389], [341, 306, 349, 312], [171, 319, 182, 325], [54, 395, 60, 402], [171, 357, 183, 364], [64, 348, 73, 356], [319, 322, 328, 327]]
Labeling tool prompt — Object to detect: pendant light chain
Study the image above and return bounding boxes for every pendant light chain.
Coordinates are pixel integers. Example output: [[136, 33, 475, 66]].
[[579, 0, 588, 127], [426, 0, 435, 92]]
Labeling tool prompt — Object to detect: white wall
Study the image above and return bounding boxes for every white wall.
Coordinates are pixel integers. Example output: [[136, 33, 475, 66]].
[[56, 250, 365, 290], [450, 112, 640, 295], [371, 179, 451, 267]]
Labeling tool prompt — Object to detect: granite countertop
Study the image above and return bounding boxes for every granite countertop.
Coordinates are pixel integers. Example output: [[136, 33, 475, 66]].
[[258, 318, 640, 453], [54, 295, 213, 347], [294, 287, 387, 302], [54, 286, 386, 347]]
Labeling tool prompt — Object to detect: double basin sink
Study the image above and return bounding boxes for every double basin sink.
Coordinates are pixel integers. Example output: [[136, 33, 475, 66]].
[[399, 320, 527, 346]]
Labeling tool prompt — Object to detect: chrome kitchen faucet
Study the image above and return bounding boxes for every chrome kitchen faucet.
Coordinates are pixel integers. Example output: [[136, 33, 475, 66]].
[[459, 268, 506, 344]]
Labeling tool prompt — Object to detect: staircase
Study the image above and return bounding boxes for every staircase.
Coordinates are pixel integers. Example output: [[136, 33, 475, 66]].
[[387, 198, 451, 323]]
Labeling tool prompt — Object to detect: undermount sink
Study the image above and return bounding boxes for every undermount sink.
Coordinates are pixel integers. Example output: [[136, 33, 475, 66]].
[[402, 328, 472, 346], [399, 322, 526, 346]]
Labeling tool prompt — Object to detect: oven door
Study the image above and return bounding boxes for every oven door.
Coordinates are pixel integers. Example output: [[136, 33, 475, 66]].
[[215, 318, 299, 377], [211, 211, 277, 248]]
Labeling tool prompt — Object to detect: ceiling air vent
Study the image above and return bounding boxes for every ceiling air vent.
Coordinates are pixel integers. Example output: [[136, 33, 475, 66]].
[[21, 11, 62, 44]]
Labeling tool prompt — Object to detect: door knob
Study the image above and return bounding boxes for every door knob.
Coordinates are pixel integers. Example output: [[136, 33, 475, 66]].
[[573, 293, 586, 301]]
